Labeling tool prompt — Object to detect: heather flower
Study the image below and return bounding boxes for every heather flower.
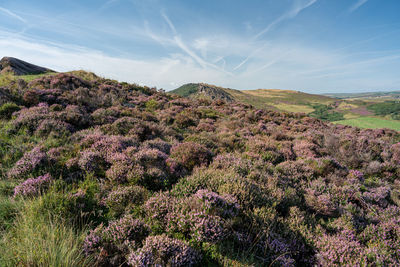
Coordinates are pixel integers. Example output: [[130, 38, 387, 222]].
[[145, 192, 172, 221], [105, 159, 132, 184], [304, 179, 339, 217], [13, 173, 52, 197], [104, 186, 148, 217], [362, 186, 391, 207], [62, 104, 90, 127], [83, 215, 150, 265], [194, 189, 239, 217], [10, 104, 50, 133], [191, 212, 226, 242], [35, 118, 73, 137], [141, 138, 172, 154], [127, 234, 201, 267], [293, 139, 319, 158], [170, 142, 213, 171], [8, 146, 48, 178], [348, 169, 364, 180], [315, 230, 366, 266], [78, 150, 105, 173]]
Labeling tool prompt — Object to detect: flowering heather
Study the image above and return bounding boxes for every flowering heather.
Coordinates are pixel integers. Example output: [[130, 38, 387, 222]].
[[348, 169, 364, 180], [315, 230, 366, 266], [304, 179, 339, 217], [8, 146, 48, 178], [104, 186, 147, 217], [35, 118, 73, 137], [362, 186, 391, 207], [293, 139, 320, 158], [170, 142, 213, 171], [194, 189, 239, 217], [3, 70, 400, 266], [13, 173, 52, 197], [83, 215, 150, 265], [10, 104, 50, 133], [78, 150, 105, 173], [144, 192, 172, 221], [127, 234, 201, 267]]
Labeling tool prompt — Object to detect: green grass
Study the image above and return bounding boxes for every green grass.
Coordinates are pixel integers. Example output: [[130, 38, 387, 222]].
[[0, 72, 56, 87], [170, 83, 200, 97], [0, 196, 93, 267], [335, 116, 400, 131]]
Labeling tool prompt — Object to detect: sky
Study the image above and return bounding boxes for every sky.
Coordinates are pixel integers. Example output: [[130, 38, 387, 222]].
[[0, 0, 399, 93]]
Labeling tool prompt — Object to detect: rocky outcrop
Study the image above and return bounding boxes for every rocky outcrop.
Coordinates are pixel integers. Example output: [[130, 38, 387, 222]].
[[197, 83, 235, 102]]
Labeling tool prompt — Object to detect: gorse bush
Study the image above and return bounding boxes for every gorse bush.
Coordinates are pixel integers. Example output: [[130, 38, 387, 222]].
[[1, 71, 400, 266]]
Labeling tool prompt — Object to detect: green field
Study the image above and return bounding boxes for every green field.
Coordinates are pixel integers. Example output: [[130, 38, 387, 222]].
[[335, 116, 400, 131]]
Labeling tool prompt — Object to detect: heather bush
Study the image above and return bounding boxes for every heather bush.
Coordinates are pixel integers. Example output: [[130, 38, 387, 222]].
[[83, 215, 150, 266], [127, 234, 201, 267], [170, 142, 213, 171], [13, 173, 52, 198], [104, 185, 148, 217], [35, 119, 73, 137], [315, 230, 367, 266], [293, 139, 320, 158], [8, 146, 48, 178], [304, 179, 339, 217], [78, 150, 107, 174], [9, 103, 50, 133]]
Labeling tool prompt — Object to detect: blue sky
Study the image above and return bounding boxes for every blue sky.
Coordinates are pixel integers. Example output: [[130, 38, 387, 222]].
[[0, 0, 399, 93]]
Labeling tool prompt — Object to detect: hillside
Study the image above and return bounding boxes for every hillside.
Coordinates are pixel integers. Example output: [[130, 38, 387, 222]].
[[0, 57, 54, 76], [1, 59, 400, 266], [171, 83, 335, 111], [325, 91, 400, 100], [171, 83, 400, 131]]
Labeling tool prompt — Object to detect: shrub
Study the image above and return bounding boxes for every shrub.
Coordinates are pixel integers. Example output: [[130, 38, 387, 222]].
[[78, 150, 106, 174], [315, 230, 366, 266], [83, 215, 150, 266], [304, 179, 339, 217], [35, 119, 73, 137], [13, 173, 52, 198], [127, 234, 201, 267], [104, 186, 148, 217], [8, 146, 48, 178], [0, 102, 20, 119], [170, 142, 213, 171]]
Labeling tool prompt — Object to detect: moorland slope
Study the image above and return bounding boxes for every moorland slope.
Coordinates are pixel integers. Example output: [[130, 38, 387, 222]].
[[1, 59, 400, 266]]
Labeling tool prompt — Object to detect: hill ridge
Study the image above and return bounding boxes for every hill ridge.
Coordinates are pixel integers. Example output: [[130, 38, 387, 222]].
[[0, 57, 54, 76]]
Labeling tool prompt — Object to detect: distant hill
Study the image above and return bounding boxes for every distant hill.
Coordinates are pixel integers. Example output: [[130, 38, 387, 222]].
[[170, 83, 400, 130], [324, 91, 400, 100], [170, 83, 336, 112], [0, 57, 54, 76], [171, 83, 235, 102]]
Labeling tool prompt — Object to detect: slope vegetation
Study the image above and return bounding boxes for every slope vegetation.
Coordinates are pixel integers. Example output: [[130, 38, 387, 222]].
[[171, 83, 400, 130], [1, 63, 400, 266]]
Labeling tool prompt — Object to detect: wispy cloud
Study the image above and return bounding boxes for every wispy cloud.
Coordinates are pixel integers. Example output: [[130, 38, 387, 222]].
[[254, 0, 317, 39], [234, 0, 317, 72], [349, 0, 368, 13], [0, 6, 27, 23], [233, 44, 268, 71], [159, 11, 233, 75]]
